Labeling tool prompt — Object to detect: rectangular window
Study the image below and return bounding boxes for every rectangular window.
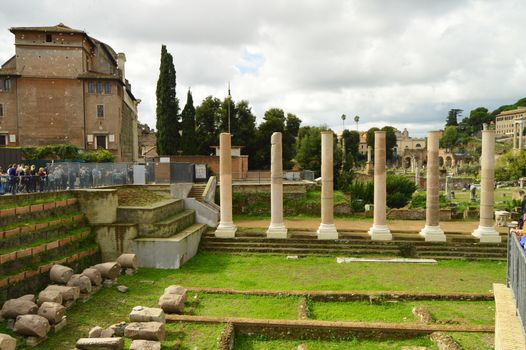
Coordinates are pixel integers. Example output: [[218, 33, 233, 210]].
[[88, 81, 95, 94], [105, 81, 111, 94], [46, 34, 52, 42], [97, 81, 103, 94], [3, 79, 10, 91], [0, 135, 6, 146], [97, 105, 104, 118], [0, 104, 3, 117], [96, 135, 107, 149]]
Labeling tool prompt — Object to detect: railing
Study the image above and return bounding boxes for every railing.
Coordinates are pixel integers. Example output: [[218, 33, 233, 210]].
[[507, 230, 526, 335]]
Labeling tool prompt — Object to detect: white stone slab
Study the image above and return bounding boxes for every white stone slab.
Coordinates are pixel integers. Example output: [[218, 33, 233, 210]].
[[336, 257, 437, 264]]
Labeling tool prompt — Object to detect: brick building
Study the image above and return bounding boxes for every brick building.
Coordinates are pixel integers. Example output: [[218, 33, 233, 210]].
[[0, 23, 139, 161]]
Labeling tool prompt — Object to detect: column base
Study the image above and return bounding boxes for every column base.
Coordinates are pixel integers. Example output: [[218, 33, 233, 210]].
[[266, 224, 289, 239], [368, 225, 392, 241], [419, 225, 446, 242], [317, 223, 339, 240], [215, 222, 237, 238], [472, 225, 501, 243]]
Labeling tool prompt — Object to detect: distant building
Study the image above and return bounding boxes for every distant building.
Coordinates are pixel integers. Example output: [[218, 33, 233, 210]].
[[395, 128, 426, 155], [138, 122, 157, 161], [0, 23, 139, 161], [495, 107, 526, 137], [358, 132, 368, 155]]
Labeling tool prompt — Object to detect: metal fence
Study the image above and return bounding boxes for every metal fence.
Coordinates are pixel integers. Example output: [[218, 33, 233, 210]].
[[508, 231, 526, 335]]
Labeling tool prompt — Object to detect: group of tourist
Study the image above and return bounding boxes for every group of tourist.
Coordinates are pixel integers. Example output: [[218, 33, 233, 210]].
[[0, 164, 47, 194]]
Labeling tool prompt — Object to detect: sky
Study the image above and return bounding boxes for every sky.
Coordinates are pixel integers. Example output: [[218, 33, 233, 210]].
[[1, 0, 526, 137]]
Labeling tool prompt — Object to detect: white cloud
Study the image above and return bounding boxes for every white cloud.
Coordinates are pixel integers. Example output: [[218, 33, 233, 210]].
[[1, 0, 526, 136]]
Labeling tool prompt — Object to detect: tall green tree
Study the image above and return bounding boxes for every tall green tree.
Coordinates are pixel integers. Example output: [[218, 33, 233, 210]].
[[219, 96, 238, 135], [445, 108, 462, 127], [440, 125, 458, 151], [381, 126, 397, 161], [366, 127, 380, 148], [195, 96, 222, 155], [235, 100, 258, 168], [254, 108, 286, 169], [342, 130, 360, 161], [155, 45, 180, 155], [283, 113, 302, 169], [180, 89, 197, 155]]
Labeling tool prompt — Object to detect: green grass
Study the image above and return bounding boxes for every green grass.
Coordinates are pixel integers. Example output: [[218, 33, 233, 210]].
[[305, 190, 349, 205], [234, 335, 438, 350], [0, 210, 81, 231], [192, 293, 299, 319], [420, 300, 495, 325], [447, 332, 494, 350], [0, 193, 73, 210]]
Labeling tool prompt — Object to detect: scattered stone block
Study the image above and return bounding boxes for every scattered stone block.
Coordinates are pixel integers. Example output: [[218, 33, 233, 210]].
[[164, 285, 186, 296], [130, 339, 161, 350], [101, 328, 115, 338], [50, 316, 67, 333], [0, 333, 16, 350], [412, 306, 435, 324], [124, 321, 165, 341], [37, 289, 63, 306], [93, 262, 121, 280], [13, 314, 50, 338], [1, 298, 38, 319], [18, 294, 36, 302], [117, 285, 128, 293], [109, 322, 127, 337], [49, 264, 74, 284], [67, 274, 93, 294], [125, 268, 136, 276], [116, 254, 138, 270], [82, 268, 103, 286], [26, 335, 48, 347], [287, 255, 299, 260], [45, 285, 80, 305], [76, 337, 124, 350], [38, 302, 66, 325], [158, 294, 184, 314], [88, 326, 103, 338], [129, 306, 165, 323]]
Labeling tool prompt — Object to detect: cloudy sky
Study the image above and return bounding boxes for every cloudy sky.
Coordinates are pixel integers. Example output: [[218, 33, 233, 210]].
[[1, 0, 526, 136]]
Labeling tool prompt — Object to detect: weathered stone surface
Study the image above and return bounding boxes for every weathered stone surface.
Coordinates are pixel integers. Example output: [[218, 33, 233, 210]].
[[37, 289, 63, 306], [164, 285, 187, 303], [13, 314, 50, 338], [76, 337, 124, 350], [124, 322, 165, 341], [93, 262, 121, 279], [19, 294, 36, 302], [116, 254, 138, 270], [1, 298, 38, 319], [49, 264, 74, 284], [101, 328, 115, 338], [117, 285, 128, 293], [45, 285, 80, 302], [158, 294, 184, 314], [82, 268, 103, 286], [0, 333, 16, 350], [129, 339, 161, 350], [38, 302, 66, 325], [88, 326, 103, 338], [109, 322, 127, 337], [129, 306, 165, 323], [67, 274, 92, 294]]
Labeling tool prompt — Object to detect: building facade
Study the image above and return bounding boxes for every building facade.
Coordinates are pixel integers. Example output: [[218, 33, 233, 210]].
[[495, 107, 526, 137], [0, 23, 139, 161]]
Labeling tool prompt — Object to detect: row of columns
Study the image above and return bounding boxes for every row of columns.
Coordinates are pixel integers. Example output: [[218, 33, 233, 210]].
[[215, 129, 501, 243]]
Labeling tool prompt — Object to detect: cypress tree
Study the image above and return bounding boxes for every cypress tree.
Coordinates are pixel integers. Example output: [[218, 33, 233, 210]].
[[155, 45, 180, 155], [181, 89, 198, 155]]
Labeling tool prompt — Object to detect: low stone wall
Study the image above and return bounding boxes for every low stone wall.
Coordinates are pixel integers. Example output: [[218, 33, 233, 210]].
[[76, 189, 118, 225], [0, 190, 70, 207], [117, 199, 183, 225], [232, 183, 307, 194], [95, 224, 138, 262], [387, 208, 453, 221]]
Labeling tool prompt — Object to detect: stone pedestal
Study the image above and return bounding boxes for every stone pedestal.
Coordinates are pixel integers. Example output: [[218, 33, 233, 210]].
[[420, 131, 446, 242], [472, 128, 501, 243], [267, 132, 288, 238], [215, 133, 237, 238], [365, 146, 374, 175], [317, 131, 338, 239], [368, 131, 392, 240]]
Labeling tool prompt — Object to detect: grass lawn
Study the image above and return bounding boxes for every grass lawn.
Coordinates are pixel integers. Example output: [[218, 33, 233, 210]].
[[116, 186, 168, 206], [0, 252, 504, 349]]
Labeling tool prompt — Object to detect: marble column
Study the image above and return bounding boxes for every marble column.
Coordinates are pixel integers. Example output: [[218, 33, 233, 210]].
[[520, 120, 524, 150], [267, 132, 288, 238], [368, 131, 392, 240], [472, 127, 501, 242], [215, 133, 237, 238], [420, 131, 446, 242], [366, 146, 374, 174], [513, 122, 517, 150], [317, 131, 338, 239]]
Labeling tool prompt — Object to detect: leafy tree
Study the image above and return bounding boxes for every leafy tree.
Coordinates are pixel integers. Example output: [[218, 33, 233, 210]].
[[235, 100, 258, 167], [155, 45, 180, 155], [254, 108, 286, 169], [195, 96, 222, 155], [283, 113, 302, 169], [458, 107, 493, 136], [180, 90, 198, 155], [219, 96, 238, 135], [495, 150, 526, 181], [445, 108, 462, 126], [440, 125, 458, 151], [386, 175, 417, 208], [342, 130, 360, 161], [381, 126, 397, 161], [295, 126, 324, 172], [366, 127, 380, 148]]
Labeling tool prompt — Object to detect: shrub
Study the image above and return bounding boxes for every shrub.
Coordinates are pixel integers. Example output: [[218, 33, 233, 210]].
[[410, 192, 449, 209], [80, 149, 115, 163], [386, 175, 417, 208], [349, 181, 373, 212]]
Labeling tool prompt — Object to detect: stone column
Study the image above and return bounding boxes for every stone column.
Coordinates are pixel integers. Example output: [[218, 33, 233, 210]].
[[513, 121, 518, 150], [317, 131, 338, 239], [420, 131, 446, 241], [267, 132, 288, 238], [520, 120, 524, 150], [368, 131, 392, 240], [414, 158, 420, 189], [472, 127, 501, 242], [215, 133, 237, 238], [366, 146, 374, 174]]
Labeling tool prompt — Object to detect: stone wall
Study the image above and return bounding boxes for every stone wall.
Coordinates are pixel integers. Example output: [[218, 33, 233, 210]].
[[387, 208, 453, 221]]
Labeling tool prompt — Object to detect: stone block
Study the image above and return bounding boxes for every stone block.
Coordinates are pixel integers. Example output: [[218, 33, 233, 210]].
[[116, 253, 138, 270], [37, 289, 63, 306], [1, 298, 38, 319], [130, 339, 161, 350], [88, 326, 103, 338], [129, 306, 165, 323], [13, 314, 50, 338], [93, 262, 121, 279], [18, 294, 36, 302], [67, 274, 92, 294], [50, 264, 74, 284], [124, 321, 165, 341], [38, 302, 66, 325], [44, 285, 80, 303], [76, 337, 124, 350], [158, 293, 184, 314], [0, 333, 16, 350]]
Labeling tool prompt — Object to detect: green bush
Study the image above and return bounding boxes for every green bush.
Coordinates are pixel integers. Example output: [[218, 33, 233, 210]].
[[386, 175, 417, 208], [410, 192, 449, 209], [495, 150, 526, 181], [80, 149, 114, 163], [349, 181, 373, 212]]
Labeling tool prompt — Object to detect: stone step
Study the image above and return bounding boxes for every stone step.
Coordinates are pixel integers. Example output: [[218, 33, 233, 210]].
[[201, 241, 402, 251], [140, 210, 196, 238], [200, 246, 401, 255]]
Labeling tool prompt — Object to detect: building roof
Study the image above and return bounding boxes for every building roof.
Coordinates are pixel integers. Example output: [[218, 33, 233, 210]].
[[496, 107, 526, 117], [0, 68, 20, 77], [9, 23, 84, 34]]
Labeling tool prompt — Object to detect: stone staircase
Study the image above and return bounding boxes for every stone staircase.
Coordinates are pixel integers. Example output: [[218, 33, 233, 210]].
[[200, 231, 508, 261], [188, 184, 207, 202]]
